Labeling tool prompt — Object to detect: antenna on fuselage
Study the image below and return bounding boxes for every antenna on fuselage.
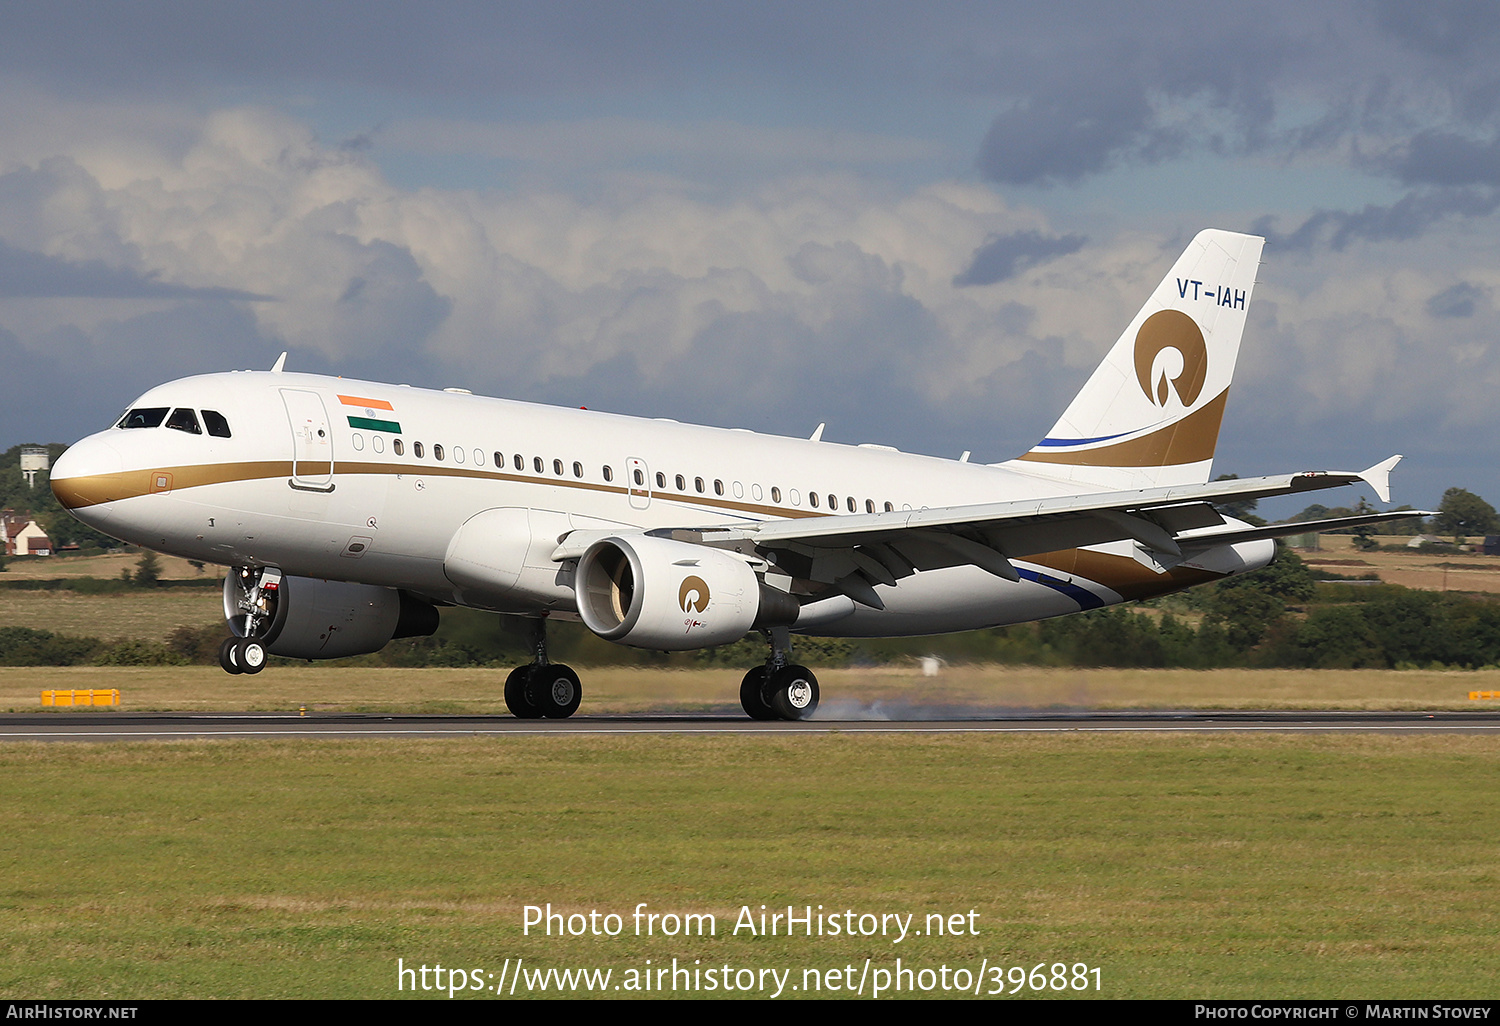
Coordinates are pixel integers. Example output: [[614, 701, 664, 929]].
[[270, 352, 287, 373], [809, 423, 825, 442]]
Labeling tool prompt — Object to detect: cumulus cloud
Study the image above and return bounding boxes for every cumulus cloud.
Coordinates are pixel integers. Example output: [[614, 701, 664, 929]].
[[0, 103, 1122, 457]]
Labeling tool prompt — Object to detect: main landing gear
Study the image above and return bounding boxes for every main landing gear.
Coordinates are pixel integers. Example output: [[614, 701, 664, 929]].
[[740, 626, 820, 721], [504, 617, 582, 719]]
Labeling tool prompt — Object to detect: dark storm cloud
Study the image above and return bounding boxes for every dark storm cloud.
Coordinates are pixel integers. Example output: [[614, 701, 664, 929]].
[[0, 240, 270, 300], [1426, 281, 1486, 319], [953, 230, 1085, 287], [1249, 188, 1500, 252], [966, 2, 1500, 191], [1388, 132, 1500, 187], [0, 301, 278, 445], [0, 1, 938, 99]]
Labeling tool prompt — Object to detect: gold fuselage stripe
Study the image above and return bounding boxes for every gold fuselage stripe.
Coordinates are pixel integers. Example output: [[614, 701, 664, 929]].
[[52, 458, 829, 522]]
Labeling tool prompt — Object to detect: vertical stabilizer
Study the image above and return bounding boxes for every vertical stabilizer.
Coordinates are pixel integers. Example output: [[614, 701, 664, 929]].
[[1004, 229, 1264, 490]]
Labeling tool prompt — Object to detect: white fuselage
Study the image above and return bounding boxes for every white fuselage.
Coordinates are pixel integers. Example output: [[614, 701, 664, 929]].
[[51, 370, 1273, 638]]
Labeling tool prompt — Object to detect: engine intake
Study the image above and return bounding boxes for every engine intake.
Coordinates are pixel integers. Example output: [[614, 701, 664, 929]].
[[576, 535, 796, 650]]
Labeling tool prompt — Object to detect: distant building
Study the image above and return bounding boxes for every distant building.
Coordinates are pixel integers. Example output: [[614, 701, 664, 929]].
[[2, 510, 51, 556]]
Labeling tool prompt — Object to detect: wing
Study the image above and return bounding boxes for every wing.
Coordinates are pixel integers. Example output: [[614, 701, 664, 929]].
[[554, 456, 1421, 609]]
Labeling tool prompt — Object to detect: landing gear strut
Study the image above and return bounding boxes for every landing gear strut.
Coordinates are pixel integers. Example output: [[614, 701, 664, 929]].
[[504, 617, 583, 719], [740, 626, 819, 720]]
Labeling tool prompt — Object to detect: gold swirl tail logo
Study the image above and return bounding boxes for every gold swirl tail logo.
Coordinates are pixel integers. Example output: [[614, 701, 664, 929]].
[[1134, 309, 1207, 408]]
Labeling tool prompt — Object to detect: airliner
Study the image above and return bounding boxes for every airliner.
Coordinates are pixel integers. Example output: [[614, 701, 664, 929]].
[[50, 229, 1417, 720]]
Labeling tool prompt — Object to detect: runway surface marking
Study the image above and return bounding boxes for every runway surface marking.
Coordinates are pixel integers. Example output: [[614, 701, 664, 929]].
[[3, 711, 1499, 740]]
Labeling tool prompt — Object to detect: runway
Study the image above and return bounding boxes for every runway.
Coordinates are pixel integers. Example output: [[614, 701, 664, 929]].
[[3, 709, 1500, 741]]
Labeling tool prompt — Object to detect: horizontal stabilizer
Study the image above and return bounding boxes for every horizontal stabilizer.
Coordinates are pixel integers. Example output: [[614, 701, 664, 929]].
[[1178, 510, 1433, 550]]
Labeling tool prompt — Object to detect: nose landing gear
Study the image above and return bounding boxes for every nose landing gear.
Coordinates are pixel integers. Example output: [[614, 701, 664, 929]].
[[219, 565, 280, 675], [218, 636, 267, 675]]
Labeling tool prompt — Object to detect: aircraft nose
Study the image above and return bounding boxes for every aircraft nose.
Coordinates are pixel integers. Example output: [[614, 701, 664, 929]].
[[50, 435, 124, 514]]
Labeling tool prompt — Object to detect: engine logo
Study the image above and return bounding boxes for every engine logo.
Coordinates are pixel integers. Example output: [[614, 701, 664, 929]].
[[1133, 309, 1207, 408], [679, 576, 711, 613]]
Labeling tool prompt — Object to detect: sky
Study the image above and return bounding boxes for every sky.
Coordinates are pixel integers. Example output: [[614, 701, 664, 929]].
[[1, 0, 1498, 516]]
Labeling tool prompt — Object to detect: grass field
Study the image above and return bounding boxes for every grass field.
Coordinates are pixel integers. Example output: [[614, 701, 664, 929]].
[[0, 732, 1496, 999]]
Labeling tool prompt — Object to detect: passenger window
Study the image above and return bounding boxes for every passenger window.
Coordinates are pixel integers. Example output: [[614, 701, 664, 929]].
[[809, 492, 819, 508], [165, 408, 202, 434], [573, 462, 583, 478], [414, 441, 425, 458], [533, 456, 543, 474], [514, 454, 523, 471], [847, 496, 856, 512], [553, 459, 563, 476], [373, 436, 384, 454], [633, 468, 644, 486], [865, 499, 875, 513], [453, 446, 464, 464], [694, 477, 704, 494], [657, 472, 666, 488], [394, 439, 405, 456], [714, 479, 724, 496], [202, 410, 232, 438], [433, 444, 445, 461], [675, 474, 685, 491], [884, 502, 893, 512], [771, 487, 781, 503], [352, 433, 365, 451], [119, 407, 169, 429], [603, 465, 614, 482], [474, 449, 484, 466], [828, 494, 837, 511]]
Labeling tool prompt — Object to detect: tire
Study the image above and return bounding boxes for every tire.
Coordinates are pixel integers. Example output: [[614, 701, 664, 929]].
[[218, 637, 244, 675], [504, 665, 544, 719], [534, 664, 582, 719], [767, 664, 819, 720], [237, 638, 267, 674], [739, 666, 777, 720]]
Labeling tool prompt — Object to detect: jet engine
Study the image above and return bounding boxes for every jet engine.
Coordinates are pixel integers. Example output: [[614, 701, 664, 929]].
[[575, 535, 798, 650], [224, 571, 439, 660]]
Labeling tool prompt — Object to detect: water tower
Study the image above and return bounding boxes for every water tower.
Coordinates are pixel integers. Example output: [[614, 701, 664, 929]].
[[20, 447, 49, 489]]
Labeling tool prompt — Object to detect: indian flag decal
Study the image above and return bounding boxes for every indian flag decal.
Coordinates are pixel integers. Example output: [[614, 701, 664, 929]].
[[339, 394, 401, 434]]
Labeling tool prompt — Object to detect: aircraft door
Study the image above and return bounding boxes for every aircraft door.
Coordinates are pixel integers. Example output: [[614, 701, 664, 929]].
[[626, 457, 650, 509], [281, 389, 335, 490]]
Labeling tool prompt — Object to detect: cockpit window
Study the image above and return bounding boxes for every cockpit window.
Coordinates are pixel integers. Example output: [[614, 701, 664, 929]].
[[165, 408, 202, 434], [118, 407, 169, 429], [202, 410, 232, 438]]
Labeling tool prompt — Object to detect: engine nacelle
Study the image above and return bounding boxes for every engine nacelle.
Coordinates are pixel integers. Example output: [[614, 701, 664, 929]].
[[225, 573, 439, 660], [576, 535, 797, 650]]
